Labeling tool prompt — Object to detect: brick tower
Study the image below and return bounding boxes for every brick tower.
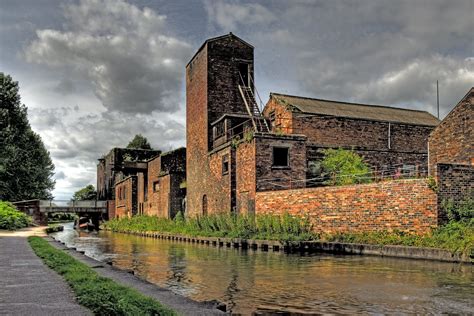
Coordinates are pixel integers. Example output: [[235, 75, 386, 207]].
[[186, 33, 254, 216]]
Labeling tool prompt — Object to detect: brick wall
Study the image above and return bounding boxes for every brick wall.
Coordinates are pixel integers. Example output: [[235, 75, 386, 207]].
[[255, 179, 438, 234], [115, 176, 137, 218], [436, 163, 474, 223], [255, 134, 307, 192], [236, 141, 256, 214], [429, 88, 473, 176]]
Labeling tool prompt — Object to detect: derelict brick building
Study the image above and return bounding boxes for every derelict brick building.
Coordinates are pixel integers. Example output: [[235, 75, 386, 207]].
[[103, 147, 186, 219], [186, 33, 440, 216]]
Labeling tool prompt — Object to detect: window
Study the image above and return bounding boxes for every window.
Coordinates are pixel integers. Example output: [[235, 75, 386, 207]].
[[153, 181, 160, 192], [202, 195, 208, 216], [273, 147, 289, 167], [238, 63, 249, 86], [222, 155, 229, 175]]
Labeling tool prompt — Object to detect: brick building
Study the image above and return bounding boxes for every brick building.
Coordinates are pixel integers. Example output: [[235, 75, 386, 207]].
[[428, 87, 474, 222], [100, 147, 186, 219], [145, 147, 186, 219], [186, 33, 440, 217], [97, 147, 161, 218], [428, 87, 473, 175]]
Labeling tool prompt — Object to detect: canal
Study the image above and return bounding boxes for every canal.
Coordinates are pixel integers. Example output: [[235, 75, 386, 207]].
[[52, 223, 473, 314]]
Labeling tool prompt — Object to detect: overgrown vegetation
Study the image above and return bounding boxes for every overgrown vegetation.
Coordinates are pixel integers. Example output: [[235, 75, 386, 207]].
[[442, 197, 473, 222], [104, 213, 316, 242], [126, 134, 152, 150], [324, 219, 474, 259], [321, 148, 372, 186], [28, 237, 175, 316], [0, 201, 31, 230]]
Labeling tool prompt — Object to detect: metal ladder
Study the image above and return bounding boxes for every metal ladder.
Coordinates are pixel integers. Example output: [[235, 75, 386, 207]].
[[238, 74, 270, 133]]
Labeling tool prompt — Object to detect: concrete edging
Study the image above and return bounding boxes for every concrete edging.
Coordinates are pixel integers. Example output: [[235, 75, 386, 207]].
[[105, 229, 472, 264]]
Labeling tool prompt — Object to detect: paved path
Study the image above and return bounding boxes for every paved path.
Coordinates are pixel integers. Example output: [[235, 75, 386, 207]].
[[0, 227, 91, 316]]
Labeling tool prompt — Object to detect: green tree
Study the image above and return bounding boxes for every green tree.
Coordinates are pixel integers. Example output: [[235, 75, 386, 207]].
[[72, 185, 97, 201], [126, 134, 152, 149], [321, 148, 372, 186], [0, 73, 55, 201]]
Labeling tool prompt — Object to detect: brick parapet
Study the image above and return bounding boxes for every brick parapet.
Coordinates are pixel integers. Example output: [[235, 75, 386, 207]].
[[255, 179, 438, 234]]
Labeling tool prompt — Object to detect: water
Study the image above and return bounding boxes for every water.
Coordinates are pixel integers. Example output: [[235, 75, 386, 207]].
[[53, 223, 473, 314]]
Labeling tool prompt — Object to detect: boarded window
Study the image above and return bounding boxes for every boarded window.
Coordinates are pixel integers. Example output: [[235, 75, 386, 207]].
[[222, 155, 229, 175], [273, 147, 289, 167]]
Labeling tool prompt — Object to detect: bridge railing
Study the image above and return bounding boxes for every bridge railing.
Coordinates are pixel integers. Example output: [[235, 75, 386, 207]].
[[39, 200, 107, 208]]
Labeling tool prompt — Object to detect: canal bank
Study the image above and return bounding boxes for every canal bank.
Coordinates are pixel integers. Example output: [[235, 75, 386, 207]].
[[47, 236, 226, 315], [51, 223, 474, 314], [104, 229, 471, 264]]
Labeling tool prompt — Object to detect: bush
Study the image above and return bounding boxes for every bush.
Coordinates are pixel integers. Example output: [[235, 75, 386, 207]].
[[442, 197, 474, 222], [0, 201, 31, 230], [321, 148, 372, 186], [28, 237, 175, 316]]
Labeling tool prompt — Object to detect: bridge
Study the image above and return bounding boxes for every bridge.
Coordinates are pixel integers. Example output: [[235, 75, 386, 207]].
[[12, 200, 108, 225]]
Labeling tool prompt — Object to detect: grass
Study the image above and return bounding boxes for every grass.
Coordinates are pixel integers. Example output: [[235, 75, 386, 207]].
[[104, 213, 316, 242], [28, 236, 176, 316], [0, 201, 31, 230]]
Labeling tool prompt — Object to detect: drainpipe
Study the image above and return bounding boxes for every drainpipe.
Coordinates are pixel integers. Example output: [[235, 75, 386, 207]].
[[388, 122, 391, 150]]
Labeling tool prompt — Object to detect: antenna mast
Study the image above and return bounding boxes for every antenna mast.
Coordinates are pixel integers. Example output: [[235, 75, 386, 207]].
[[436, 80, 440, 119]]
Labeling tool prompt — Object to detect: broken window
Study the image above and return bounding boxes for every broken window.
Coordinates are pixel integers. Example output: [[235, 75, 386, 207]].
[[273, 147, 289, 167], [238, 63, 249, 86], [222, 155, 229, 175]]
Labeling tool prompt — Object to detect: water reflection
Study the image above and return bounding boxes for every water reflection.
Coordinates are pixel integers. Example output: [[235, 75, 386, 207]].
[[53, 223, 474, 314]]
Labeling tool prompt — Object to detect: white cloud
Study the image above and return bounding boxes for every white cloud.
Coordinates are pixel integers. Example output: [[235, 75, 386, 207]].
[[24, 0, 192, 114], [203, 0, 276, 30]]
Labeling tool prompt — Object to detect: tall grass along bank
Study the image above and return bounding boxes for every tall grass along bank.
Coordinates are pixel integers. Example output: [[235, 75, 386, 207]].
[[105, 213, 473, 259], [28, 237, 175, 316], [105, 213, 316, 242], [0, 201, 31, 230]]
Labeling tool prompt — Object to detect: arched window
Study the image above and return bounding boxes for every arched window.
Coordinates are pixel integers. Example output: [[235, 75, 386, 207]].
[[202, 195, 208, 216]]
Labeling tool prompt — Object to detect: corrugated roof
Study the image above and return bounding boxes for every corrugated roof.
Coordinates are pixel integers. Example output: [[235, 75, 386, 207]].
[[271, 93, 439, 126]]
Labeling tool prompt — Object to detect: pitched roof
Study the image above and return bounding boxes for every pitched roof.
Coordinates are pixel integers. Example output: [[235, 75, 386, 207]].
[[186, 33, 253, 67], [271, 93, 440, 126]]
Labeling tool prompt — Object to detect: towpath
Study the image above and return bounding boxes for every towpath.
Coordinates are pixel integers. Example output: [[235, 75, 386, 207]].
[[0, 227, 91, 315]]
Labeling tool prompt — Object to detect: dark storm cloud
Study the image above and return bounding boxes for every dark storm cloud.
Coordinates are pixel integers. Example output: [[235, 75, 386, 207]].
[[24, 0, 192, 114]]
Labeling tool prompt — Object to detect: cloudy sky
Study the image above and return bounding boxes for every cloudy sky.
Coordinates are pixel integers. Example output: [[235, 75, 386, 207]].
[[1, 0, 473, 199]]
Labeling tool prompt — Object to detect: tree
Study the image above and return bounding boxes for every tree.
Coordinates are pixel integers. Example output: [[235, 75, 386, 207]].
[[321, 148, 372, 186], [0, 73, 55, 201], [72, 185, 97, 201], [126, 134, 152, 149]]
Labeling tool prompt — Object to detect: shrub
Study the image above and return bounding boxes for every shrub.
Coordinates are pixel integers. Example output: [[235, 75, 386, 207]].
[[442, 197, 474, 222], [0, 201, 31, 230], [321, 148, 372, 186]]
